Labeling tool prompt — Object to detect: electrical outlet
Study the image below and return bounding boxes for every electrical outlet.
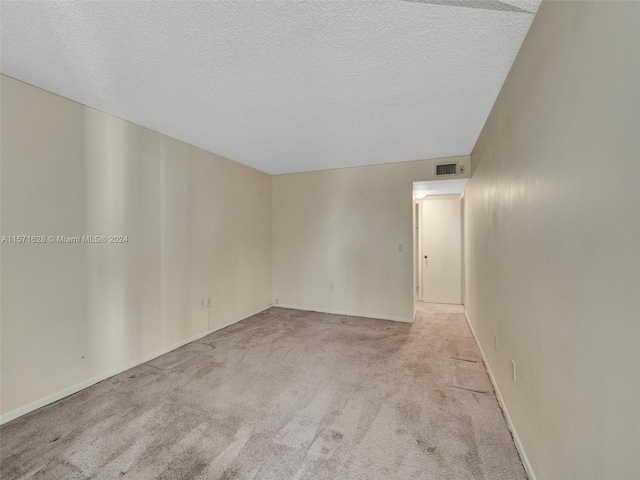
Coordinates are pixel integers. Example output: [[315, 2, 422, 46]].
[[200, 299, 205, 309], [206, 297, 211, 307], [274, 298, 279, 305], [494, 334, 499, 352], [398, 244, 404, 252], [512, 360, 517, 382]]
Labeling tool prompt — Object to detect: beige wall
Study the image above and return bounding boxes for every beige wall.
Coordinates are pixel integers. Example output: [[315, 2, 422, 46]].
[[464, 2, 640, 479], [273, 157, 470, 322], [0, 75, 272, 418]]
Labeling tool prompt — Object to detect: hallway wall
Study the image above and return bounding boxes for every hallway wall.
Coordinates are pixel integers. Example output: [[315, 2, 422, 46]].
[[463, 1, 640, 479], [273, 157, 470, 322], [1, 75, 273, 419]]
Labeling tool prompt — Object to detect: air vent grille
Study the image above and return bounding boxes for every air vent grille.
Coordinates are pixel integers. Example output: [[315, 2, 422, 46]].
[[435, 163, 458, 176]]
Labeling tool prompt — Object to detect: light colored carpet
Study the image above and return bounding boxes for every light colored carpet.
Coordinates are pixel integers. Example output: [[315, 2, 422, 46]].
[[0, 303, 526, 479]]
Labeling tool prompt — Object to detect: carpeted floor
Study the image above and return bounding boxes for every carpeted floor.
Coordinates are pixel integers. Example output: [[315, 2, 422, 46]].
[[0, 303, 526, 479]]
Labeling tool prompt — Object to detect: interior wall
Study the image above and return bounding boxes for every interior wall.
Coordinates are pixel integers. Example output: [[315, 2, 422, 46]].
[[272, 157, 470, 322], [0, 75, 273, 418], [463, 2, 640, 479]]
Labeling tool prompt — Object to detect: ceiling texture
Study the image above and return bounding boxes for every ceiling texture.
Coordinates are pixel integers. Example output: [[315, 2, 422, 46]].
[[0, 0, 540, 174]]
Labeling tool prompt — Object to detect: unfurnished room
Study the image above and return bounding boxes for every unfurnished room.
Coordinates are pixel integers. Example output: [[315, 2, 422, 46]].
[[0, 1, 638, 479]]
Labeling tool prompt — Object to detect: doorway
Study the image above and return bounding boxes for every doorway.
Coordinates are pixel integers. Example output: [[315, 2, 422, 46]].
[[413, 179, 467, 306]]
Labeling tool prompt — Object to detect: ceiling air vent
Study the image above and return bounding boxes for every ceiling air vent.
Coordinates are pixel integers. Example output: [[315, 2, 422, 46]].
[[435, 163, 458, 176]]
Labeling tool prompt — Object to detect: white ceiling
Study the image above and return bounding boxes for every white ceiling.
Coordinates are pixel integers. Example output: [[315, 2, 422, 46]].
[[0, 0, 539, 175]]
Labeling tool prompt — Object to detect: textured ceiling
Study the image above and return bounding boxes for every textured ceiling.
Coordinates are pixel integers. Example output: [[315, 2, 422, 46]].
[[400, 0, 536, 14], [0, 0, 539, 174]]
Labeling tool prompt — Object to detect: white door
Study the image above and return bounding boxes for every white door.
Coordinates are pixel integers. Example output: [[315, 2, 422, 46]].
[[421, 196, 461, 304]]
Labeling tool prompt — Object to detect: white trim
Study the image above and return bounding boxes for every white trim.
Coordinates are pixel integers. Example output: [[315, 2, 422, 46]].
[[464, 310, 537, 480], [277, 304, 413, 323], [0, 304, 272, 425]]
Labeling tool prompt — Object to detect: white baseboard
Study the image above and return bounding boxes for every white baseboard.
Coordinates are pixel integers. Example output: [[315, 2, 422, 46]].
[[464, 310, 537, 480], [276, 303, 413, 323], [0, 304, 272, 425]]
